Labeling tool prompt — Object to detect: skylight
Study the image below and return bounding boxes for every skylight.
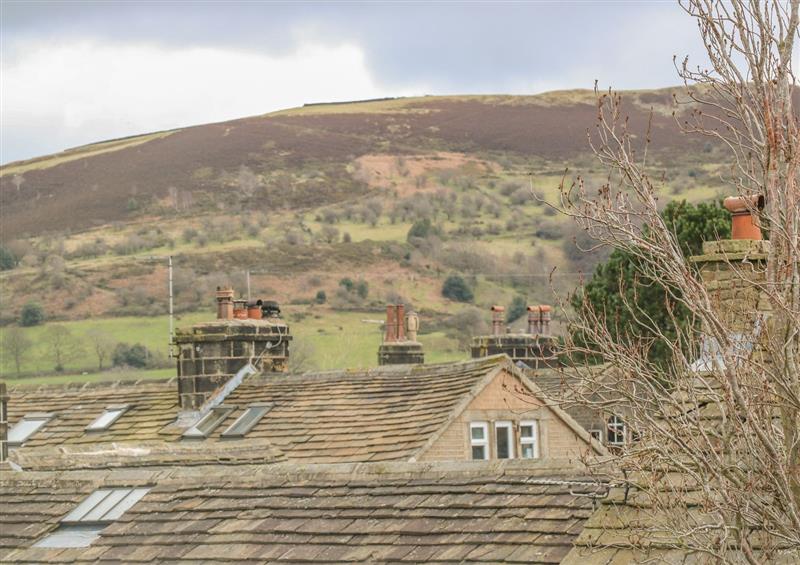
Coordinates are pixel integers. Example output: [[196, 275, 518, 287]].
[[34, 487, 151, 548], [221, 403, 271, 438], [183, 406, 234, 439], [86, 405, 129, 431], [8, 413, 53, 446]]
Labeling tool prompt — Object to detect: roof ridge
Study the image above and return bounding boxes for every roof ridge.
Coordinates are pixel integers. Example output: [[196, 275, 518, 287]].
[[7, 376, 177, 393]]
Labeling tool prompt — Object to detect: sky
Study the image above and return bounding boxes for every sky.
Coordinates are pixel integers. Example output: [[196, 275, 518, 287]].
[[1, 1, 707, 164]]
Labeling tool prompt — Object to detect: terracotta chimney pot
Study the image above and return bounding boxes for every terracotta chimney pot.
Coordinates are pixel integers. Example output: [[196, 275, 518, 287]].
[[396, 304, 406, 341], [539, 305, 552, 337], [723, 195, 764, 241], [215, 286, 235, 320], [384, 305, 398, 343], [491, 305, 505, 336], [527, 305, 540, 335]]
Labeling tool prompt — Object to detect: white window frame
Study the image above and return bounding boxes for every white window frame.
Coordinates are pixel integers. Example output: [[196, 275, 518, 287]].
[[494, 421, 515, 459], [607, 415, 626, 447], [8, 413, 54, 446], [469, 421, 489, 460], [85, 405, 129, 432], [589, 429, 603, 442], [35, 487, 151, 548], [221, 403, 272, 438], [183, 406, 234, 439], [519, 420, 539, 459]]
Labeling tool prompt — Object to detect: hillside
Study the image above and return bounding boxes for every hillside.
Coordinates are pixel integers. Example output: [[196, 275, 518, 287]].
[[0, 89, 733, 380]]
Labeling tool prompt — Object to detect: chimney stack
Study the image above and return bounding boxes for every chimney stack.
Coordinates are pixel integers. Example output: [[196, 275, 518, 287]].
[[378, 304, 424, 365], [527, 306, 540, 335], [176, 289, 291, 411], [691, 195, 770, 336], [491, 305, 505, 336]]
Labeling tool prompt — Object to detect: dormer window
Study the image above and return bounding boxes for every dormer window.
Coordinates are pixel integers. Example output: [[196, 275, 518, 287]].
[[86, 405, 129, 431], [35, 487, 150, 548], [183, 406, 234, 439], [8, 413, 53, 446], [221, 403, 271, 438], [495, 421, 514, 459], [519, 420, 539, 459], [470, 422, 489, 460]]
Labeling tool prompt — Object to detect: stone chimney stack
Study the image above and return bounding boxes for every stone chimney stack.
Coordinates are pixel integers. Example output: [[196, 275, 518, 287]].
[[378, 304, 424, 365], [691, 194, 769, 335], [0, 382, 8, 463], [175, 290, 291, 411], [471, 305, 558, 368]]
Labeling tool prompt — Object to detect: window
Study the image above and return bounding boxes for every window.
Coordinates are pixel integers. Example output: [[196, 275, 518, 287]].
[[589, 429, 603, 442], [221, 403, 271, 438], [183, 406, 234, 439], [607, 415, 626, 446], [8, 413, 53, 446], [86, 405, 129, 431], [35, 487, 150, 548], [470, 422, 488, 460], [495, 421, 514, 459], [519, 420, 539, 459]]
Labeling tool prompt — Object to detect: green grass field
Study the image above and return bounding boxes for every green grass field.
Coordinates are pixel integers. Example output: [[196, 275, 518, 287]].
[[0, 308, 465, 386]]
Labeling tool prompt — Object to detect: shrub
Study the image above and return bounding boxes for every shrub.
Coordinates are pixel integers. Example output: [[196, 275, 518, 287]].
[[441, 275, 473, 302], [112, 343, 152, 368], [507, 295, 527, 323], [20, 302, 45, 326], [0, 245, 17, 270], [315, 290, 327, 304]]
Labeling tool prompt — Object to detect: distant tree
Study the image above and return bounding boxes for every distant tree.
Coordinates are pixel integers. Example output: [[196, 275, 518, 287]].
[[320, 225, 340, 243], [315, 290, 327, 304], [0, 245, 17, 270], [87, 328, 115, 370], [2, 327, 33, 376], [572, 201, 730, 365], [407, 218, 436, 242], [441, 275, 473, 302], [44, 325, 83, 371], [507, 295, 527, 324], [112, 343, 151, 369], [354, 280, 369, 299], [19, 302, 44, 327], [339, 278, 354, 292], [288, 338, 317, 373]]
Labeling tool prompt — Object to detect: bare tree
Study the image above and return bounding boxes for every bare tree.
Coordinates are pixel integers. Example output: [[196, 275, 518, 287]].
[[2, 328, 33, 376], [551, 1, 800, 562], [87, 328, 115, 370], [44, 325, 84, 371]]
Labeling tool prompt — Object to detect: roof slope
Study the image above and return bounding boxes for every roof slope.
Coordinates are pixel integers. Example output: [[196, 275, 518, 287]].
[[7, 380, 180, 447], [204, 355, 509, 463], [1, 460, 605, 564]]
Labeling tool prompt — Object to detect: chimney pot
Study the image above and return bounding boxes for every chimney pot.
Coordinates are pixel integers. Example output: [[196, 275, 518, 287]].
[[723, 195, 764, 240], [491, 305, 505, 336], [384, 305, 398, 343], [539, 305, 552, 337], [396, 304, 406, 341], [215, 287, 235, 320], [527, 305, 540, 335]]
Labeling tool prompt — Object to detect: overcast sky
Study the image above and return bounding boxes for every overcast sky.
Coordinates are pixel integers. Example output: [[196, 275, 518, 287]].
[[1, 1, 707, 164]]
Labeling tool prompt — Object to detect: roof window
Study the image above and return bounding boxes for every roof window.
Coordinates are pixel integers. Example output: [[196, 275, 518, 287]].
[[8, 413, 53, 446], [221, 403, 271, 438], [35, 487, 150, 548], [85, 405, 129, 431], [183, 406, 234, 439]]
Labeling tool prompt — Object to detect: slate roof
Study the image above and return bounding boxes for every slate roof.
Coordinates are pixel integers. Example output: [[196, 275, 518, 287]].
[[1, 460, 606, 564], [6, 379, 180, 447], [7, 356, 522, 465], [200, 355, 510, 462]]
